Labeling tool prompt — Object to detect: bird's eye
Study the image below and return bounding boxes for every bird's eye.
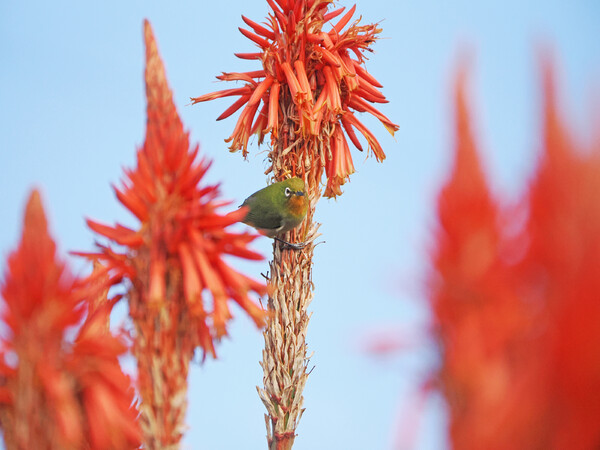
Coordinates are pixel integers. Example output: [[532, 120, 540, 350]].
[[284, 187, 292, 197]]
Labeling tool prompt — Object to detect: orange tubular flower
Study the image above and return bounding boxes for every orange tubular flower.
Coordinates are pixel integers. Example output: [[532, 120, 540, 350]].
[[0, 190, 140, 450], [83, 20, 267, 357], [191, 0, 398, 197], [79, 20, 267, 448], [429, 62, 600, 449]]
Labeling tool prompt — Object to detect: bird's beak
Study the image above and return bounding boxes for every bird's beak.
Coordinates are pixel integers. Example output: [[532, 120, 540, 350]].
[[296, 191, 305, 196]]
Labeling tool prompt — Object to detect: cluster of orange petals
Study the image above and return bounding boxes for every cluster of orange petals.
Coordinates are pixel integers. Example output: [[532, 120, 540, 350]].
[[192, 0, 398, 197], [82, 21, 266, 357], [0, 191, 140, 449], [430, 64, 600, 448]]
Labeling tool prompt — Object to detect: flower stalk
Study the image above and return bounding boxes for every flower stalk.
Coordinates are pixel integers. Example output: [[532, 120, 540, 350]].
[[193, 1, 398, 447], [82, 20, 267, 448]]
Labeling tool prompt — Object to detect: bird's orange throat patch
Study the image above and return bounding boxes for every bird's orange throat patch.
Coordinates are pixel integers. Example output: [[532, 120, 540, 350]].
[[288, 195, 308, 218]]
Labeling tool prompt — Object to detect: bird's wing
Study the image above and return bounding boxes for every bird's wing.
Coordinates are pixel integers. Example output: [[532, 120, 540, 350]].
[[241, 195, 284, 232]]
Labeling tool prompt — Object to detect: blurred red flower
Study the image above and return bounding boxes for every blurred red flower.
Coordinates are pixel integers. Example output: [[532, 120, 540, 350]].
[[83, 20, 267, 357], [429, 62, 600, 449], [78, 20, 268, 447], [0, 190, 140, 449]]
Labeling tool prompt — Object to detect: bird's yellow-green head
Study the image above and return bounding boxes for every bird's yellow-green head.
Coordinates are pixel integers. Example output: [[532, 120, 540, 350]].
[[240, 177, 309, 238]]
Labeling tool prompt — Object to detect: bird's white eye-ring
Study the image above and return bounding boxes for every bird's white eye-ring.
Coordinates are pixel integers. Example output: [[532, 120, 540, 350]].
[[284, 187, 292, 197]]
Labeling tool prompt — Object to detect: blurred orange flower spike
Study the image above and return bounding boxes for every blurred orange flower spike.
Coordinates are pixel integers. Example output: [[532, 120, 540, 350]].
[[83, 20, 267, 356], [0, 191, 141, 449], [429, 60, 600, 449]]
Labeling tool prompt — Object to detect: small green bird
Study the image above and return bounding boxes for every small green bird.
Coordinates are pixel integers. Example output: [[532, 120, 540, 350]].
[[240, 177, 309, 248]]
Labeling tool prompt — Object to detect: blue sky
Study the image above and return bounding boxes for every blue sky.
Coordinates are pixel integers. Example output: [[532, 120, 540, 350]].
[[1, 1, 599, 449]]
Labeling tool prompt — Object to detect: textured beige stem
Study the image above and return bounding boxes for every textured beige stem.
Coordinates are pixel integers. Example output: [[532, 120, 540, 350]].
[[131, 293, 193, 450], [258, 133, 322, 448], [258, 221, 320, 449]]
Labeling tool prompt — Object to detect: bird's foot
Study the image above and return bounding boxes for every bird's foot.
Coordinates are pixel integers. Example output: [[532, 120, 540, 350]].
[[274, 237, 307, 250]]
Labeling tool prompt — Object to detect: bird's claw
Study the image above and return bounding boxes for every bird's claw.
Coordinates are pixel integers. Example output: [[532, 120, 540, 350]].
[[274, 237, 307, 250]]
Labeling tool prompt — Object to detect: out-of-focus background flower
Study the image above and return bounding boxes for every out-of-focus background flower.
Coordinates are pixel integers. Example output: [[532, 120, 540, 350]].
[[1, 1, 599, 449]]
